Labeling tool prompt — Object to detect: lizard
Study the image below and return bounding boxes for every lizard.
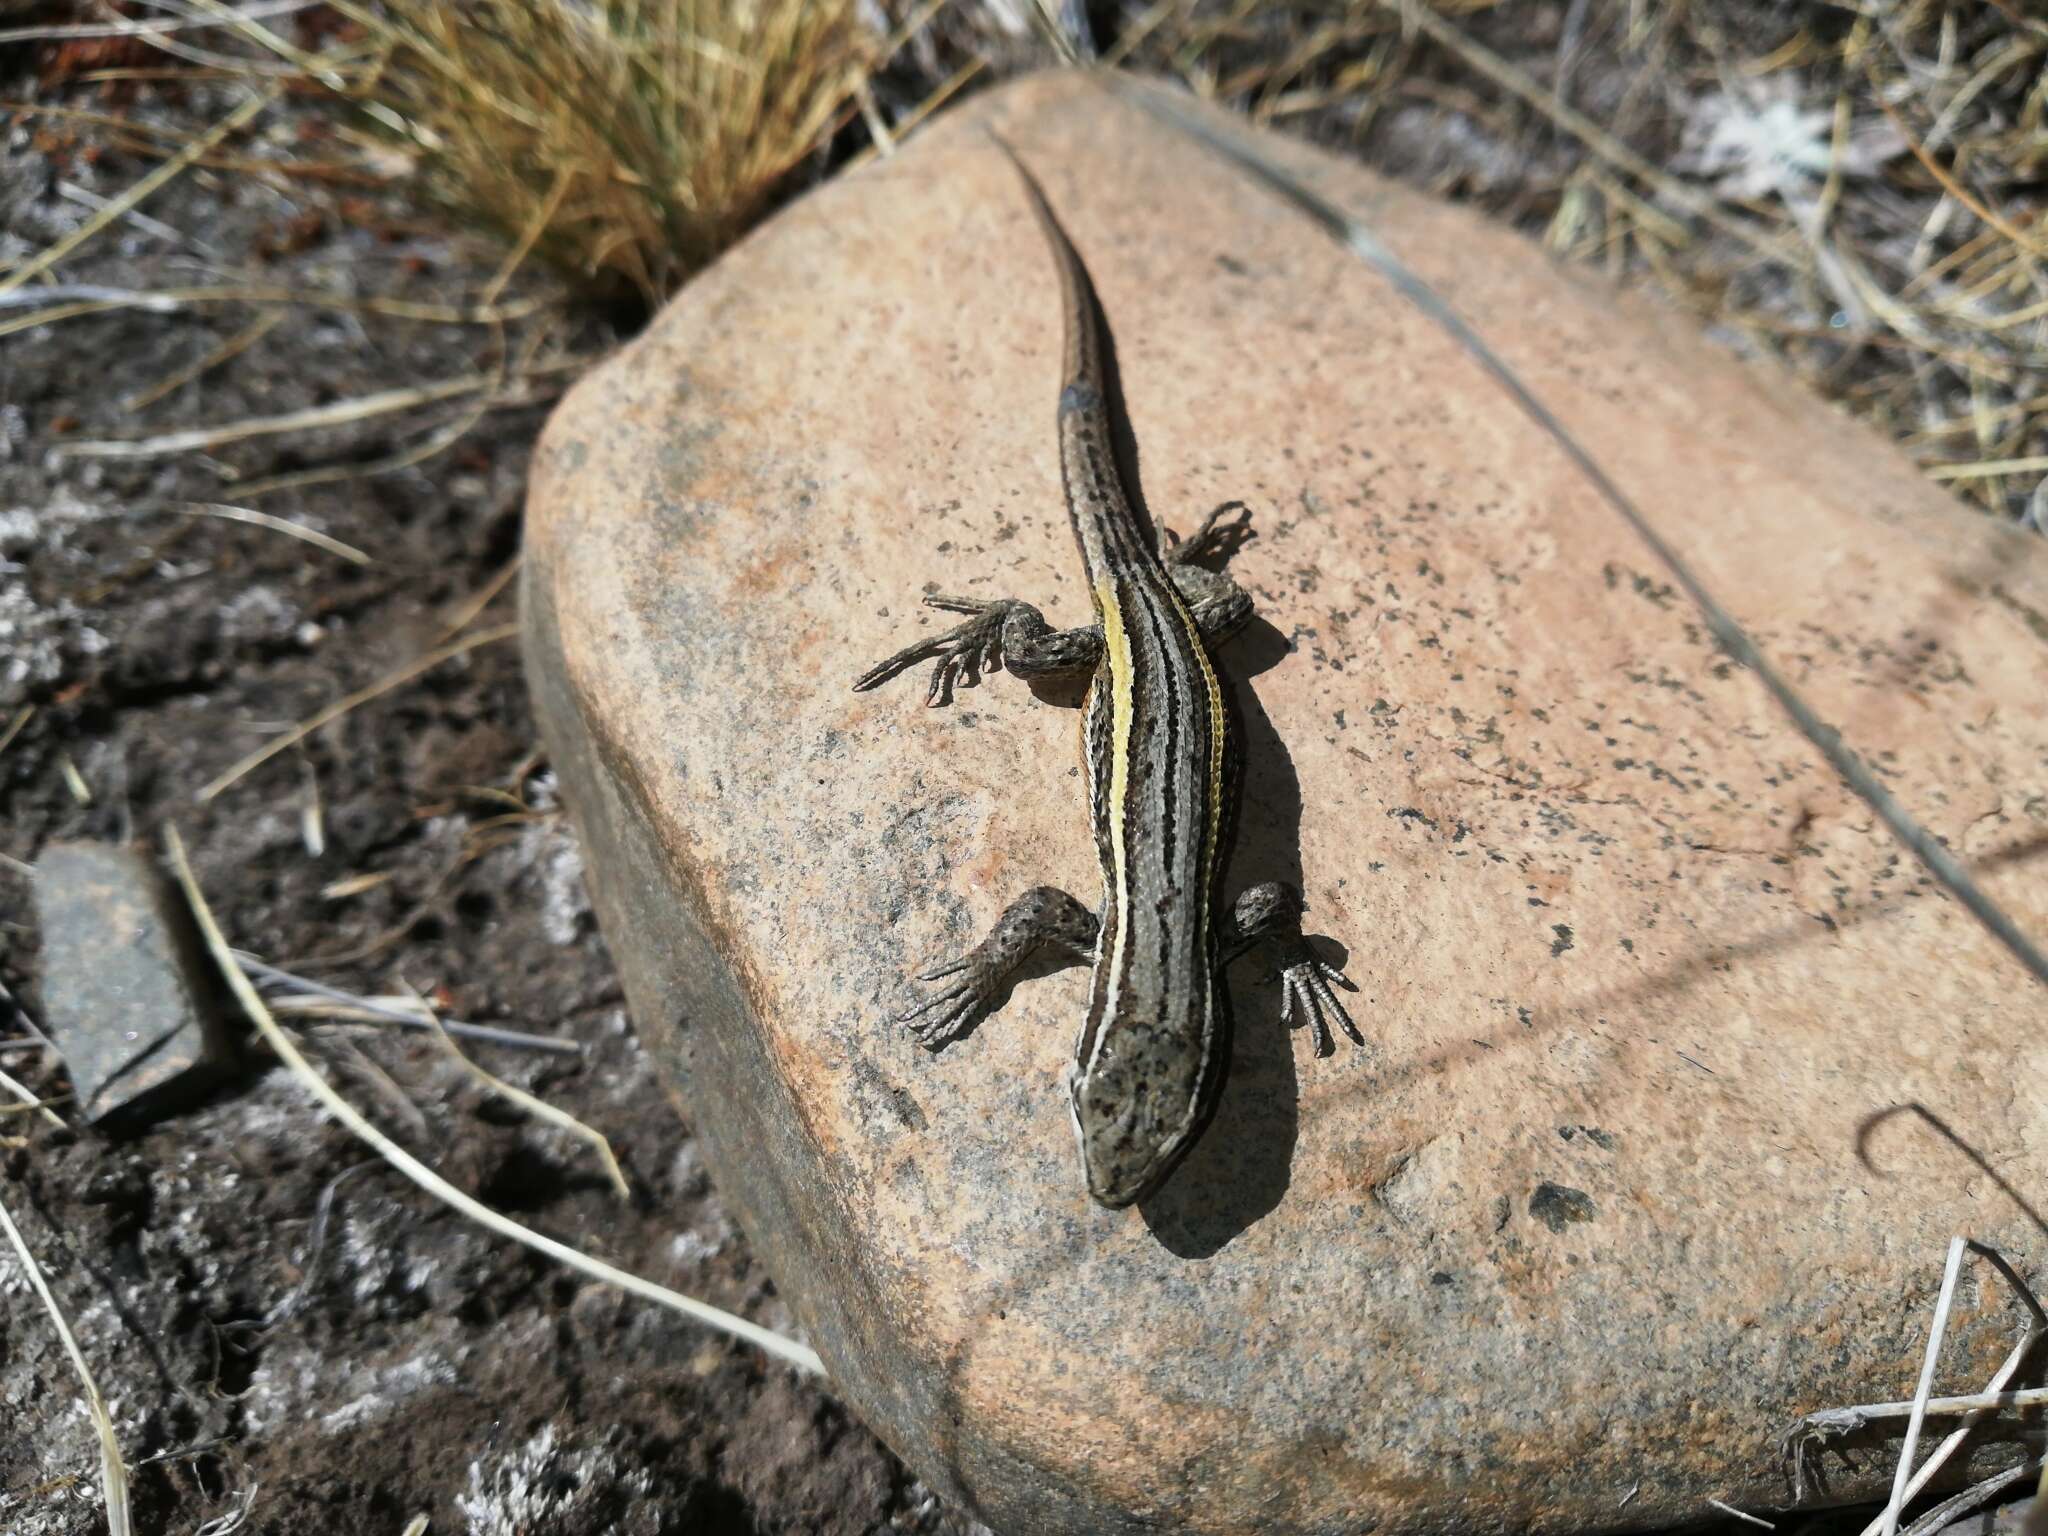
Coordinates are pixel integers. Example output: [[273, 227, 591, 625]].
[[853, 139, 1365, 1209]]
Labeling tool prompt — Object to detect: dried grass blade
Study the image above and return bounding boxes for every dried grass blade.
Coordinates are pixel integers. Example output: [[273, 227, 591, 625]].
[[1865, 58, 2048, 262], [180, 503, 373, 565], [197, 621, 518, 801], [56, 177, 216, 257], [0, 1067, 60, 1127], [57, 368, 550, 461], [417, 995, 630, 1199], [1928, 455, 2048, 480], [0, 284, 550, 340], [124, 312, 285, 411], [0, 90, 272, 298], [0, 1191, 133, 1536], [163, 826, 824, 1376], [214, 365, 564, 502], [0, 1094, 69, 1116], [0, 705, 32, 759], [480, 166, 572, 308], [241, 957, 582, 1056], [59, 754, 91, 805], [0, 0, 311, 43], [437, 555, 522, 640]]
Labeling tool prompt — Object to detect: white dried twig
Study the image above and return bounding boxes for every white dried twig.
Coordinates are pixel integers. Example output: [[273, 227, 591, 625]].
[[194, 1483, 261, 1535], [0, 1189, 133, 1536], [1815, 1238, 2048, 1536], [1788, 1239, 2046, 1513], [1898, 1462, 2040, 1536], [1803, 1383, 2048, 1430], [165, 827, 825, 1376], [1708, 1498, 1775, 1529], [413, 986, 630, 1200], [1884, 1237, 1970, 1535]]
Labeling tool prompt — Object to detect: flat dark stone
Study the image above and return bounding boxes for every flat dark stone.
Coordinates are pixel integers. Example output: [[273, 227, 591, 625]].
[[33, 841, 235, 1124]]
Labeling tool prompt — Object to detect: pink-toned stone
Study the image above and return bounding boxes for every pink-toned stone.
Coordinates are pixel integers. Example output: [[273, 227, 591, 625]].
[[523, 71, 2048, 1535]]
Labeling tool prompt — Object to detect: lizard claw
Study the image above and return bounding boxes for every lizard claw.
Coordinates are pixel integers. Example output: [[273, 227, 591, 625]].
[[901, 995, 979, 1049], [895, 961, 995, 1049], [852, 597, 1027, 707], [1275, 947, 1364, 1058]]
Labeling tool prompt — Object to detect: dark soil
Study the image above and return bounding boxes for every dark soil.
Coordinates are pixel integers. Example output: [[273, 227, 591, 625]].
[[0, 51, 940, 1536], [2, 4, 2036, 1534]]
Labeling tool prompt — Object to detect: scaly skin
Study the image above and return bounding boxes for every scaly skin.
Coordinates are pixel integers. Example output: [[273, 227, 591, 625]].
[[854, 139, 1364, 1209]]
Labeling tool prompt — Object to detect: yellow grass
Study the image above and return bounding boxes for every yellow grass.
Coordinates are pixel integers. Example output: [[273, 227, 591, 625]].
[[334, 0, 870, 304]]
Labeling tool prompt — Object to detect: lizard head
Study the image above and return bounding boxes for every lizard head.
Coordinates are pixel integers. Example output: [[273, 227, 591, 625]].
[[1065, 1040, 1211, 1209]]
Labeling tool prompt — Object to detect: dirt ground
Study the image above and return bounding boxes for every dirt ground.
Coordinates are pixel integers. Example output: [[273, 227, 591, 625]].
[[0, 4, 2037, 1535], [0, 39, 938, 1536]]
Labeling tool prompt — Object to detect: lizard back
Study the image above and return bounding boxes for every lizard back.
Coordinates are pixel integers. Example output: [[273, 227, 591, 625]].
[[1006, 149, 1235, 1208]]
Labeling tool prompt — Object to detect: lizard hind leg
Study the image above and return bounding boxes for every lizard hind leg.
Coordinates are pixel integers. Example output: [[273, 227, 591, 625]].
[[897, 885, 1099, 1049], [1221, 880, 1364, 1058]]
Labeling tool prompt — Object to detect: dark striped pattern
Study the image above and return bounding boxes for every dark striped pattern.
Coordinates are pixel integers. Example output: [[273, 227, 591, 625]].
[[1010, 152, 1233, 1207]]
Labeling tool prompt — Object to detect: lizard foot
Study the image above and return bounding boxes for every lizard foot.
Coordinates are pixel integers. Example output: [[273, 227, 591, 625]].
[[852, 595, 1038, 707], [895, 952, 1004, 1049], [1273, 941, 1363, 1058], [1223, 882, 1365, 1059], [890, 886, 1097, 1049]]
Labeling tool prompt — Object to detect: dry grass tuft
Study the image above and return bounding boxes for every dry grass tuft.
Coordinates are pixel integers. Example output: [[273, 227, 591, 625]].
[[333, 0, 871, 306]]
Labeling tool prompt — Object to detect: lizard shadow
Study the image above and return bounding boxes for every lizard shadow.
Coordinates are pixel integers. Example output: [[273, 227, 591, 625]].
[[1136, 614, 1321, 1258]]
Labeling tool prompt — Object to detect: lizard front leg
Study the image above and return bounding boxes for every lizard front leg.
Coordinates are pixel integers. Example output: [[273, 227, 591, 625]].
[[1220, 881, 1364, 1058], [853, 501, 1255, 705], [896, 886, 1099, 1048], [853, 595, 1100, 707], [1164, 501, 1256, 644]]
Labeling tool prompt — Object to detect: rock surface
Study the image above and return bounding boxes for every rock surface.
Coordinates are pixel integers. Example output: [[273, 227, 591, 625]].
[[523, 72, 2048, 1535], [33, 840, 235, 1123]]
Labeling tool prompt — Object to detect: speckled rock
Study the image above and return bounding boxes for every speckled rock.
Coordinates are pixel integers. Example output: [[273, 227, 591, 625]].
[[522, 72, 2048, 1536]]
